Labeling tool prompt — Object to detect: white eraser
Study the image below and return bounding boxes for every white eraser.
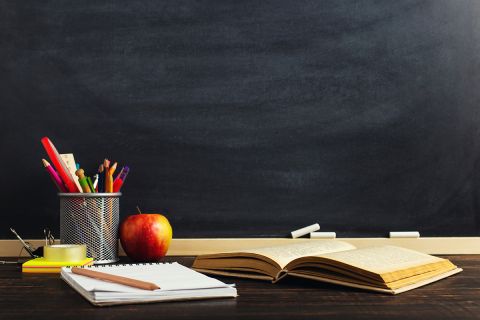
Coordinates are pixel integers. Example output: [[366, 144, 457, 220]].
[[291, 223, 320, 238], [389, 231, 420, 238], [310, 232, 336, 239]]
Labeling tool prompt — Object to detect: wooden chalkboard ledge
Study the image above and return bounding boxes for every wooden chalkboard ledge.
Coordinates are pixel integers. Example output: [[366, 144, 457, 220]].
[[1, 237, 479, 257]]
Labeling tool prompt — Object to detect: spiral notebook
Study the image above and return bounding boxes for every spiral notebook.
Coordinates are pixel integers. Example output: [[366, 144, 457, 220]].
[[60, 262, 237, 306]]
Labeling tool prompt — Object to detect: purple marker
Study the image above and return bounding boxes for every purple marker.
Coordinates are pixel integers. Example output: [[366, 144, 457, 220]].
[[42, 159, 67, 192]]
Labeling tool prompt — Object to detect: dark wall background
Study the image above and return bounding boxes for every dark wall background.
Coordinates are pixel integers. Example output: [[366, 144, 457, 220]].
[[1, 0, 479, 238]]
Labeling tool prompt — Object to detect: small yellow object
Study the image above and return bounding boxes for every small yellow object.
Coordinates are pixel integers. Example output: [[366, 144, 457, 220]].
[[22, 244, 93, 273], [22, 257, 94, 273], [44, 244, 87, 261]]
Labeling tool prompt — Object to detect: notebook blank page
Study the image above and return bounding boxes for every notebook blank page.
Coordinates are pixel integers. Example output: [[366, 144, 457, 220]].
[[62, 262, 231, 293]]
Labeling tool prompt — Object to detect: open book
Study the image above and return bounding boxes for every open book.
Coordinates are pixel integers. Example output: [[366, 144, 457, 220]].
[[61, 262, 237, 306], [192, 241, 461, 294]]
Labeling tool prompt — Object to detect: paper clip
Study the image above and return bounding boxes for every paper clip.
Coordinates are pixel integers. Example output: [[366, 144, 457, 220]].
[[44, 228, 55, 246]]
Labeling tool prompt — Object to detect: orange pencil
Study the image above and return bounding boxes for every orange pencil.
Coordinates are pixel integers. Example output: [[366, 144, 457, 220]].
[[108, 162, 117, 192]]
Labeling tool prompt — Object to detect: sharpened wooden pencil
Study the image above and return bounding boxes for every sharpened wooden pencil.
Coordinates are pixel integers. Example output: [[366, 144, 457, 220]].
[[71, 267, 160, 291]]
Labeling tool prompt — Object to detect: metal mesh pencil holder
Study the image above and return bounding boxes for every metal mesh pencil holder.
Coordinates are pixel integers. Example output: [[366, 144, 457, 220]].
[[59, 193, 121, 264]]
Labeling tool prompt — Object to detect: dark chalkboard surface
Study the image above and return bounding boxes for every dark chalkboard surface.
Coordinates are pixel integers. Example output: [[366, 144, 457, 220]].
[[1, 0, 479, 239]]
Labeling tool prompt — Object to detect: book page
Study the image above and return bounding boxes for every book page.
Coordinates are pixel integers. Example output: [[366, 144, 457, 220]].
[[318, 245, 446, 275], [243, 241, 356, 269]]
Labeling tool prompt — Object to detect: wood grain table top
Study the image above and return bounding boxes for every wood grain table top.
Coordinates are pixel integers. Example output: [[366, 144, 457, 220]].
[[1, 255, 479, 320]]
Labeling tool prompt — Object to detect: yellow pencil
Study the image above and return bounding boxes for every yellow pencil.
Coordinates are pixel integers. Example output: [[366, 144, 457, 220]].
[[109, 162, 117, 176], [105, 162, 117, 192], [103, 159, 110, 192]]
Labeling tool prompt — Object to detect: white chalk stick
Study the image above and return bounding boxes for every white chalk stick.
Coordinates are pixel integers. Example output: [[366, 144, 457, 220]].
[[291, 223, 320, 238], [310, 232, 336, 239], [389, 231, 420, 238]]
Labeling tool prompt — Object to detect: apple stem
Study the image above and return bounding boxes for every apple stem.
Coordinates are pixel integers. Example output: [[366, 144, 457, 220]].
[[136, 206, 142, 214]]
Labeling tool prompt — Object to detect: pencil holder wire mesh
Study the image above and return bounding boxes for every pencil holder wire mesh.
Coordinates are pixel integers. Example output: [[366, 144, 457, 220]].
[[59, 193, 121, 264]]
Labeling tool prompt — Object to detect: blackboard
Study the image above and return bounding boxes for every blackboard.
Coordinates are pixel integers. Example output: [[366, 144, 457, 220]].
[[1, 0, 479, 239]]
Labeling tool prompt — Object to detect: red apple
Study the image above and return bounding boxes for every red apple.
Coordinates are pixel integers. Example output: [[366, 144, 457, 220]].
[[119, 213, 172, 262]]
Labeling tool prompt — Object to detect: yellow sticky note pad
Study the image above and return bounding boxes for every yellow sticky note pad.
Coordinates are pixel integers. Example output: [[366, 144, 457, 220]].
[[22, 257, 94, 273]]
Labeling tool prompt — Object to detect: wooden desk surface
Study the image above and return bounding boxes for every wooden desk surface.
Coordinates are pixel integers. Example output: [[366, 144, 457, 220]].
[[1, 256, 479, 320]]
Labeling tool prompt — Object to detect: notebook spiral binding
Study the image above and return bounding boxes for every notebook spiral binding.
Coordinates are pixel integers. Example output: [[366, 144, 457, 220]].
[[66, 262, 174, 268]]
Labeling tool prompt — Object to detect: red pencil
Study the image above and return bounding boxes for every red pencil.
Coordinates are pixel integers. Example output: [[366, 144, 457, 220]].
[[41, 137, 80, 193], [113, 166, 129, 192]]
